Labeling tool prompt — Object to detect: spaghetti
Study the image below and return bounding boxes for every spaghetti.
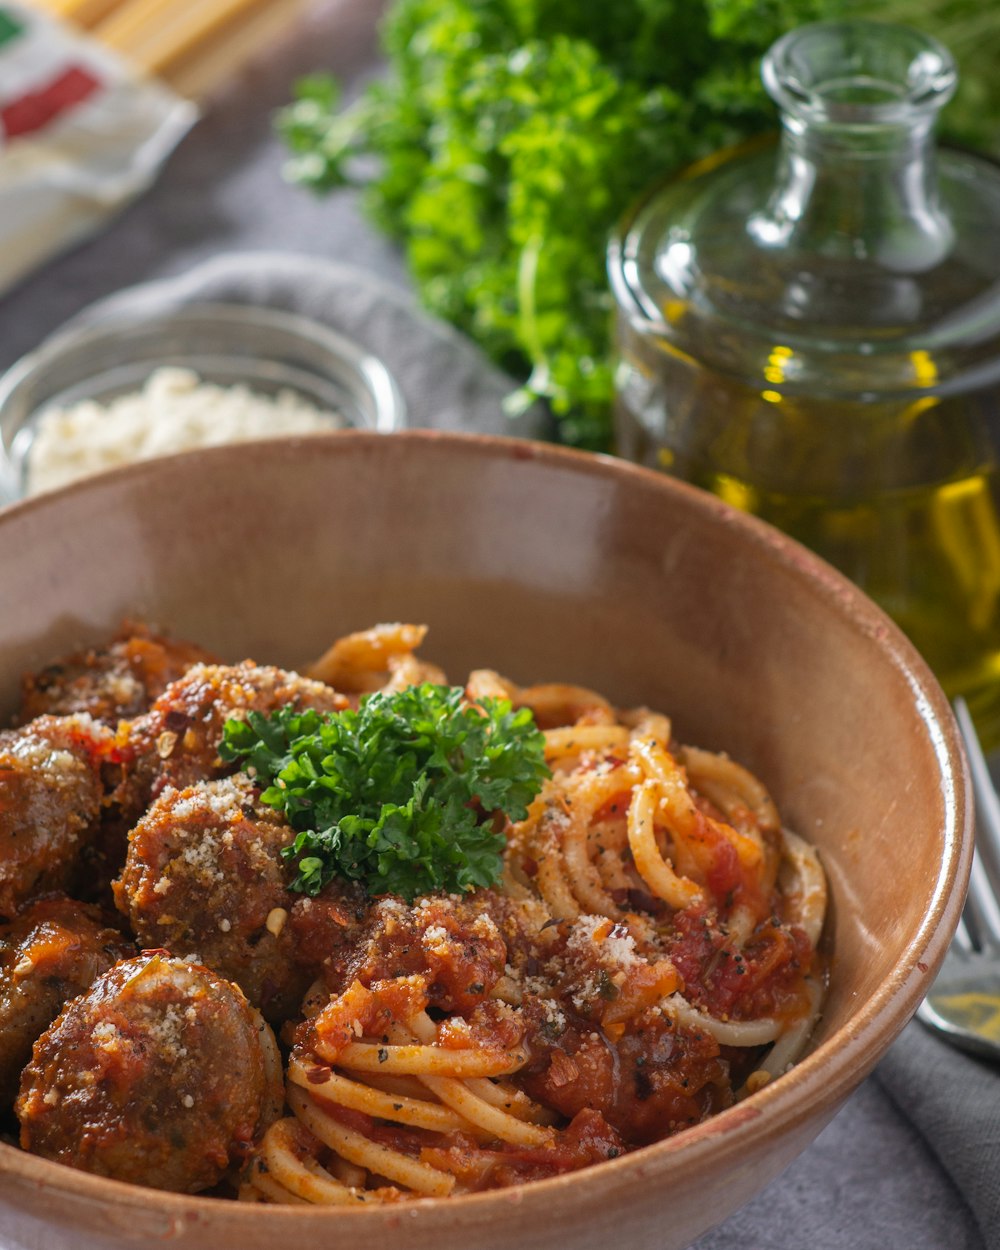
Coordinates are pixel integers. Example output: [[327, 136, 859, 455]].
[[4, 621, 826, 1201], [241, 634, 827, 1204]]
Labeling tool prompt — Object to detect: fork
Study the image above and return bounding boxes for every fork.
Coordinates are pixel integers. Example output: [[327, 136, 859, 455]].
[[916, 698, 1000, 1061]]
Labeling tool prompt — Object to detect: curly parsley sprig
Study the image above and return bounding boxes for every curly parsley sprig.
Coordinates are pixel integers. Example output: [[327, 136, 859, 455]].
[[277, 0, 999, 450], [220, 683, 549, 902]]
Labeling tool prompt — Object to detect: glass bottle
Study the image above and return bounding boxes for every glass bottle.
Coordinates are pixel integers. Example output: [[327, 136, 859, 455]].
[[608, 20, 1000, 748]]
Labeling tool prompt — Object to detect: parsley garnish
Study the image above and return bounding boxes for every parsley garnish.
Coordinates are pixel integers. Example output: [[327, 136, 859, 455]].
[[220, 683, 549, 901]]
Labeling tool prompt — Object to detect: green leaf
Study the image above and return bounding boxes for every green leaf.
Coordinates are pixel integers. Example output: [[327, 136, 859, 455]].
[[276, 0, 1000, 451], [220, 683, 549, 902]]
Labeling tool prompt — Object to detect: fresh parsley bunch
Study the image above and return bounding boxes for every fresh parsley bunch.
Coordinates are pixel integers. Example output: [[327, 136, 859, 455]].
[[277, 0, 999, 451], [220, 684, 549, 901]]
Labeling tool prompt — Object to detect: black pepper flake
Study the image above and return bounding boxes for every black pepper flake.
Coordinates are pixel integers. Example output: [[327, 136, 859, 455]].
[[596, 969, 619, 1001], [377, 1047, 389, 1064]]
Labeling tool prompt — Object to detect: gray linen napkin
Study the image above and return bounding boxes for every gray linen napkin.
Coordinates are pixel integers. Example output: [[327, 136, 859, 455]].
[[877, 1022, 1000, 1249], [42, 251, 992, 1250], [64, 249, 552, 441]]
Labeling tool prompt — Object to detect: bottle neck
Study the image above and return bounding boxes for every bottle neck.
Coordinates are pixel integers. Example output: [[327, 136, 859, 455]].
[[751, 21, 960, 276], [749, 110, 954, 273]]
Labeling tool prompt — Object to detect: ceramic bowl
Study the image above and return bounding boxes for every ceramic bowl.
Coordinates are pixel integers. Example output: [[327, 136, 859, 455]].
[[0, 431, 972, 1250], [0, 302, 405, 502]]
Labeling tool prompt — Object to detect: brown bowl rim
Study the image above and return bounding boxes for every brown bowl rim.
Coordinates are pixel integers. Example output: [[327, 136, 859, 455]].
[[0, 428, 973, 1227]]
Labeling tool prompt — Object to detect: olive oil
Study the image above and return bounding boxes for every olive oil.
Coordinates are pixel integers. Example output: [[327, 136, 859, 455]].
[[614, 329, 1000, 745], [707, 467, 1000, 745], [608, 21, 1000, 745]]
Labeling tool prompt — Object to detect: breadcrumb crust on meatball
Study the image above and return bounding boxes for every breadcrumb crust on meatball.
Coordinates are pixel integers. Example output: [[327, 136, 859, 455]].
[[16, 952, 282, 1194], [0, 895, 134, 1103], [0, 715, 113, 919], [115, 775, 312, 1021], [18, 627, 214, 727], [115, 662, 348, 817]]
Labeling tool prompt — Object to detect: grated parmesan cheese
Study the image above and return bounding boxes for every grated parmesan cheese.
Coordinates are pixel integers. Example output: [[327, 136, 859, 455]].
[[567, 915, 639, 969], [169, 775, 253, 822], [146, 1004, 188, 1059], [179, 833, 224, 882], [27, 366, 341, 495]]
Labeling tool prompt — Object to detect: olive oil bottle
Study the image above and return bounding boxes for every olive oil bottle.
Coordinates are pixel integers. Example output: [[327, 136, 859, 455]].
[[609, 20, 1000, 746]]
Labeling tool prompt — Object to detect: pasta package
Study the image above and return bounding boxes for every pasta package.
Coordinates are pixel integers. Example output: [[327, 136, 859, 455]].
[[0, 2, 195, 296]]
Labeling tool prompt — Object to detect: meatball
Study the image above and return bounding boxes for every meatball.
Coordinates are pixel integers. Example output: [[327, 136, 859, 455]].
[[114, 775, 311, 1021], [117, 661, 348, 815], [0, 714, 113, 918], [332, 892, 510, 1015], [18, 625, 214, 726], [17, 952, 283, 1193], [0, 895, 134, 1104]]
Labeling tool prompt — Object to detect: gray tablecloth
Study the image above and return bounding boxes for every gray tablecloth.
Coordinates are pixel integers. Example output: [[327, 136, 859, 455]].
[[0, 2, 991, 1247]]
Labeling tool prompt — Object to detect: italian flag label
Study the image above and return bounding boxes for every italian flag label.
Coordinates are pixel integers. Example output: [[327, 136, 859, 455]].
[[0, 8, 23, 47], [0, 6, 104, 141], [2, 65, 101, 139], [0, 1, 196, 296]]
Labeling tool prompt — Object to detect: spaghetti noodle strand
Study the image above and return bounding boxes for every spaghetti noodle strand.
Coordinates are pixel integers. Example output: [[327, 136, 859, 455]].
[[288, 1059, 468, 1134], [289, 1087, 456, 1198], [216, 627, 826, 1206]]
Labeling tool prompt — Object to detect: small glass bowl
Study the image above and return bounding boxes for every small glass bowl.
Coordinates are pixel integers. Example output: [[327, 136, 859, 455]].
[[0, 302, 406, 501]]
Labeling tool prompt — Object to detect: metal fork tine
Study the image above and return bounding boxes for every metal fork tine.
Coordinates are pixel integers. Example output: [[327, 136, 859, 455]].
[[952, 912, 974, 955], [964, 853, 1000, 950], [953, 698, 1000, 946]]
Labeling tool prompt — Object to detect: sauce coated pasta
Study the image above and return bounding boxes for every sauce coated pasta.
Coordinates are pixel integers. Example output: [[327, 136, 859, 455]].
[[0, 623, 826, 1201]]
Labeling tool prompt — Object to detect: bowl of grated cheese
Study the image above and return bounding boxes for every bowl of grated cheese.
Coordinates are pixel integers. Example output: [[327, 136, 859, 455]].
[[0, 303, 405, 501]]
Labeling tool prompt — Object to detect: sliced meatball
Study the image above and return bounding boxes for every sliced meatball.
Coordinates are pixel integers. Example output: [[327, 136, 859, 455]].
[[114, 775, 312, 1021], [0, 895, 134, 1104], [17, 952, 283, 1194], [18, 625, 214, 726], [116, 661, 348, 816], [0, 714, 113, 919]]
